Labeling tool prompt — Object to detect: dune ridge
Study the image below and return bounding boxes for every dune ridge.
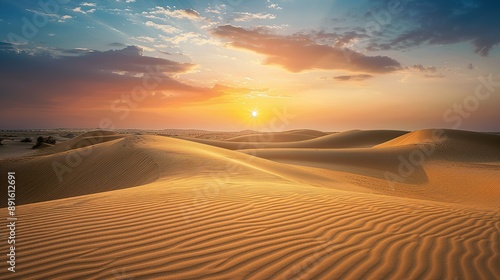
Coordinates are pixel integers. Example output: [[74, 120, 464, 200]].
[[177, 129, 408, 150]]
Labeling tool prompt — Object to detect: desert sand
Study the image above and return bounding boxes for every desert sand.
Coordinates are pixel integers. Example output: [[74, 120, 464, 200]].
[[0, 129, 499, 279]]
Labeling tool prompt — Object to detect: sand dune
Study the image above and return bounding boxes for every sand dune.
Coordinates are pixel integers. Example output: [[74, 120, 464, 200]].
[[1, 137, 158, 205], [240, 129, 500, 208], [2, 134, 355, 205], [0, 130, 498, 279], [2, 178, 498, 279], [178, 129, 408, 150], [225, 129, 328, 142], [376, 129, 500, 162], [34, 130, 126, 155]]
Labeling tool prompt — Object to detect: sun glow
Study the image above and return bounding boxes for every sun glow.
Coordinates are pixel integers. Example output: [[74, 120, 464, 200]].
[[251, 110, 258, 118]]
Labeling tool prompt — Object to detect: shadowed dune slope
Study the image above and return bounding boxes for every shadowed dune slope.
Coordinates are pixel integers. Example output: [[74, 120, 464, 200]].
[[178, 130, 408, 150], [241, 147, 428, 182], [375, 129, 500, 162]]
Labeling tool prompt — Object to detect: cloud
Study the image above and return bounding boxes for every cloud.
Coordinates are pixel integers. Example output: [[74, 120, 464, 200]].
[[26, 8, 58, 18], [26, 8, 72, 23], [232, 12, 276, 22], [145, 21, 180, 34], [81, 2, 96, 7], [58, 15, 72, 22], [0, 42, 15, 51], [132, 36, 155, 43], [161, 33, 220, 46], [211, 25, 401, 73], [205, 4, 225, 14], [268, 4, 282, 10], [179, 9, 201, 20], [405, 64, 444, 78], [109, 42, 126, 47], [368, 0, 500, 56], [407, 64, 437, 73], [73, 6, 96, 14], [332, 74, 373, 81], [146, 7, 202, 21], [0, 44, 224, 117]]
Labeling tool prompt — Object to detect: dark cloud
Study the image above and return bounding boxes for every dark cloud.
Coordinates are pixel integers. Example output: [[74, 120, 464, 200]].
[[0, 43, 221, 113], [109, 42, 126, 47], [0, 42, 15, 51], [183, 8, 201, 19], [333, 74, 373, 81], [368, 0, 500, 56], [211, 25, 401, 73], [405, 64, 444, 78], [313, 30, 369, 48], [407, 64, 437, 73], [159, 50, 173, 55]]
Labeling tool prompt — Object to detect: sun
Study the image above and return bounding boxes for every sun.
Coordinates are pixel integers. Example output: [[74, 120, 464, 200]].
[[251, 110, 258, 118]]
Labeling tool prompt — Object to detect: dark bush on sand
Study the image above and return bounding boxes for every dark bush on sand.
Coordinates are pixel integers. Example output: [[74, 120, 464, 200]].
[[33, 136, 56, 149]]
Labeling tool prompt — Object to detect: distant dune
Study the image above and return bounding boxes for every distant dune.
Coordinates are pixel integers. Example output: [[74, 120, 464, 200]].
[[35, 130, 127, 155], [376, 129, 500, 161], [177, 129, 408, 150], [0, 129, 498, 279], [225, 129, 328, 142]]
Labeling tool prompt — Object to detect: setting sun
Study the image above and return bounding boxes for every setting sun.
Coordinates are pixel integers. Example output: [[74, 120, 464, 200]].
[[251, 110, 258, 118]]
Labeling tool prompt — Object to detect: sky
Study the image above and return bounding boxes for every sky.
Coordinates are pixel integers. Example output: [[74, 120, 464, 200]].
[[0, 0, 499, 131]]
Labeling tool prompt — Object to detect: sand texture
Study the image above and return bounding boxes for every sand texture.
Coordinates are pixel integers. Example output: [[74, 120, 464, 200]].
[[0, 129, 499, 279]]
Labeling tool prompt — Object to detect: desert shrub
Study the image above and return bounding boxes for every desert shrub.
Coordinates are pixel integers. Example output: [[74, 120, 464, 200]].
[[20, 137, 32, 142], [33, 136, 56, 148], [46, 136, 56, 145]]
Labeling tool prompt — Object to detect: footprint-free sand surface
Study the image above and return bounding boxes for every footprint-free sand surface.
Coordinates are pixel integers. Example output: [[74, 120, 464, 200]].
[[1, 129, 499, 279]]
